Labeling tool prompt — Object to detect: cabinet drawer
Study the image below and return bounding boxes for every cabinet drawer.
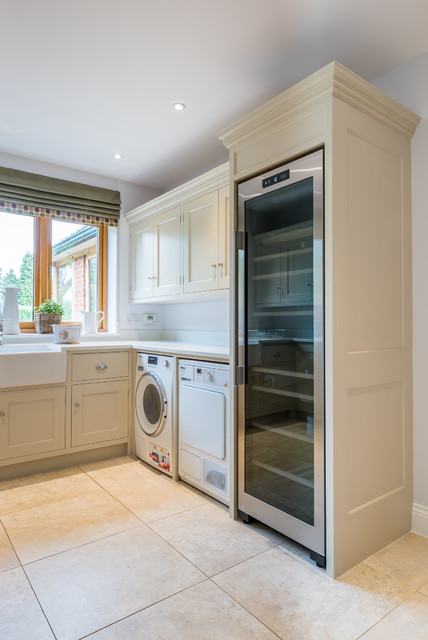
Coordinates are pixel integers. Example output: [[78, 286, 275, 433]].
[[261, 343, 292, 365], [71, 351, 129, 381]]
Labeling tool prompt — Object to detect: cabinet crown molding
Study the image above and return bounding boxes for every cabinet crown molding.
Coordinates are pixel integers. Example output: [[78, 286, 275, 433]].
[[124, 162, 229, 225], [218, 61, 420, 150]]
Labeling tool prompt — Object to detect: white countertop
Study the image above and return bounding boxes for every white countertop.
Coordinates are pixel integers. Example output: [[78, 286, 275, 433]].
[[58, 340, 229, 361]]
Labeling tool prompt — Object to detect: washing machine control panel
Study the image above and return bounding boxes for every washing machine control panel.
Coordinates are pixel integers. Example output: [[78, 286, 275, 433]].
[[137, 353, 173, 373]]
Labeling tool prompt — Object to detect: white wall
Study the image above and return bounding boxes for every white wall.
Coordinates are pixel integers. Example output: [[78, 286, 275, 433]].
[[372, 52, 428, 536], [0, 151, 162, 333], [162, 298, 229, 345]]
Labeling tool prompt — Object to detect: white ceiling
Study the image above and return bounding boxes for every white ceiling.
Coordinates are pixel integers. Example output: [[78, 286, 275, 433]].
[[1, 0, 427, 191]]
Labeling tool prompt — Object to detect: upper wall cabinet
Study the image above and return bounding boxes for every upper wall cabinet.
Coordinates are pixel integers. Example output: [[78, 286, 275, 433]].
[[183, 185, 230, 294], [130, 207, 181, 300], [125, 164, 229, 304]]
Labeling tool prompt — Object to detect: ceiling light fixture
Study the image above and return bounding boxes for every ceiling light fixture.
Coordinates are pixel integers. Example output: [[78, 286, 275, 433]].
[[113, 153, 123, 160], [173, 102, 186, 112]]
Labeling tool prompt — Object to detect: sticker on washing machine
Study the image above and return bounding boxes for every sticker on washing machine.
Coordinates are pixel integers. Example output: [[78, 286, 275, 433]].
[[149, 444, 170, 472]]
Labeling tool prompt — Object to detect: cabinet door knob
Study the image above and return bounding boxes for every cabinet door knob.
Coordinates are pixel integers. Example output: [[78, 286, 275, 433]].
[[95, 363, 108, 370], [211, 264, 217, 268], [74, 402, 80, 408], [218, 262, 224, 267], [0, 411, 5, 417]]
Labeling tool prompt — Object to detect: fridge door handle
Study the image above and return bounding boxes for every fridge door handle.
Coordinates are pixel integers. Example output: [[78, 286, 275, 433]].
[[235, 366, 245, 385], [234, 229, 247, 386]]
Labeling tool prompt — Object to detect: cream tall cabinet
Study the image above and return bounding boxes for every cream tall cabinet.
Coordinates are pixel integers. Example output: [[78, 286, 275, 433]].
[[218, 61, 420, 577], [126, 164, 229, 303]]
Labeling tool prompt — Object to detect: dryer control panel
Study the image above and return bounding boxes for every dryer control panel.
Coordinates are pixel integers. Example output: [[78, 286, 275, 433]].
[[179, 362, 229, 389]]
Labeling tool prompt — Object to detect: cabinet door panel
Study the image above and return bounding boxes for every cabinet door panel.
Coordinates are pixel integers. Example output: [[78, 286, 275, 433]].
[[218, 185, 230, 289], [153, 207, 182, 297], [72, 381, 128, 447], [130, 220, 154, 300], [71, 380, 128, 447], [283, 238, 313, 305], [183, 191, 219, 293], [0, 387, 65, 460], [253, 237, 282, 306]]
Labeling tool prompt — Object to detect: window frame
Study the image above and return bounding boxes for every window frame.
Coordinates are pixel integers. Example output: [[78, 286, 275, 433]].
[[15, 217, 108, 333]]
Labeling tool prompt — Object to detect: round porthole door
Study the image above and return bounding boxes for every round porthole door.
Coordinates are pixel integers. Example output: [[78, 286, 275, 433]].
[[135, 372, 167, 437]]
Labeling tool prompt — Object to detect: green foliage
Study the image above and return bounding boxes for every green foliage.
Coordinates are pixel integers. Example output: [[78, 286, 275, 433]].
[[35, 299, 64, 315], [18, 251, 33, 308], [1, 268, 19, 288], [19, 305, 33, 321], [0, 251, 34, 321]]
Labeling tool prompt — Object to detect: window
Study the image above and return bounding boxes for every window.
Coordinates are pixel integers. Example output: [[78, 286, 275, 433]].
[[0, 211, 34, 321], [0, 211, 108, 332], [0, 165, 120, 333]]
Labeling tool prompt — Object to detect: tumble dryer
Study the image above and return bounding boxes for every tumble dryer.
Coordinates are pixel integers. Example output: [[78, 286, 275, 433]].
[[178, 359, 230, 504], [135, 352, 174, 476]]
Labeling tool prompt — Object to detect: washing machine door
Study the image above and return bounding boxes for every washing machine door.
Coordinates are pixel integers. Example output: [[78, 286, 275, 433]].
[[135, 372, 167, 436]]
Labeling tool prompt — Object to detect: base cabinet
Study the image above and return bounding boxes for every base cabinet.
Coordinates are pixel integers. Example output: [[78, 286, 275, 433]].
[[71, 351, 129, 447], [0, 387, 65, 461]]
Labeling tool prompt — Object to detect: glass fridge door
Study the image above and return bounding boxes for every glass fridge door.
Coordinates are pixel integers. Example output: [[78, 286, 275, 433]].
[[237, 149, 324, 559]]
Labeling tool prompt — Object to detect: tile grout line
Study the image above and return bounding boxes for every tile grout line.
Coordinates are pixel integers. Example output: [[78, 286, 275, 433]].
[[20, 521, 145, 567], [76, 463, 213, 527], [354, 589, 425, 640], [0, 518, 20, 574], [77, 461, 303, 600], [21, 562, 59, 640], [75, 577, 212, 640], [206, 574, 284, 639], [0, 471, 103, 518], [76, 463, 291, 596]]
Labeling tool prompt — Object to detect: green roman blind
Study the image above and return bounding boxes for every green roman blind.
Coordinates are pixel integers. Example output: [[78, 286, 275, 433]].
[[0, 166, 121, 227]]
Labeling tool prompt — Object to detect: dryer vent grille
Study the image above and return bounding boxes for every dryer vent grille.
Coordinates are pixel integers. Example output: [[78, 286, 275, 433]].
[[203, 459, 227, 494]]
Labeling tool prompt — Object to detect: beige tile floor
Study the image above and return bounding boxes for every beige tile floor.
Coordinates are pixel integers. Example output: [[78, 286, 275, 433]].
[[0, 456, 427, 640]]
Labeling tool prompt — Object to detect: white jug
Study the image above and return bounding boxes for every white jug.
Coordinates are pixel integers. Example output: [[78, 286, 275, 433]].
[[0, 287, 21, 335], [81, 310, 104, 334]]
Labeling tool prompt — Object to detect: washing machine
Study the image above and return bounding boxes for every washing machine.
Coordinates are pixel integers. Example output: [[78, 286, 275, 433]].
[[135, 352, 174, 476]]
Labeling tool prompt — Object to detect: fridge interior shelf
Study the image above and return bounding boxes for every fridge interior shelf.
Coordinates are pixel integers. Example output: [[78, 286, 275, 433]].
[[252, 459, 314, 489], [252, 267, 313, 281], [252, 385, 314, 403], [252, 246, 313, 263], [250, 418, 314, 444], [252, 366, 314, 380]]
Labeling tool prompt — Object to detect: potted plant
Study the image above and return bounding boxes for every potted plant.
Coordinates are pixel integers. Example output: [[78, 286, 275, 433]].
[[34, 299, 64, 334]]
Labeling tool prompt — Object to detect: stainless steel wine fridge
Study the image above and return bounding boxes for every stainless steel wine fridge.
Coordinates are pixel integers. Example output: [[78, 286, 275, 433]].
[[236, 149, 325, 566]]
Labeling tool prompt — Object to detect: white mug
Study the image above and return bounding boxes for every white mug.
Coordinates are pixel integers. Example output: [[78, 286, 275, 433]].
[[81, 310, 104, 334]]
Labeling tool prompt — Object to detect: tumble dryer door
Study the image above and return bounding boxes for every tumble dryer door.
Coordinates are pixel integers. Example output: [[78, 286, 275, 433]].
[[135, 372, 167, 437]]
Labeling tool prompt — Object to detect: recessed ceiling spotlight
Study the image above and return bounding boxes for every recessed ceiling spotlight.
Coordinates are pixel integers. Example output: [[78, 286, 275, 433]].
[[113, 153, 123, 160], [173, 102, 186, 112]]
